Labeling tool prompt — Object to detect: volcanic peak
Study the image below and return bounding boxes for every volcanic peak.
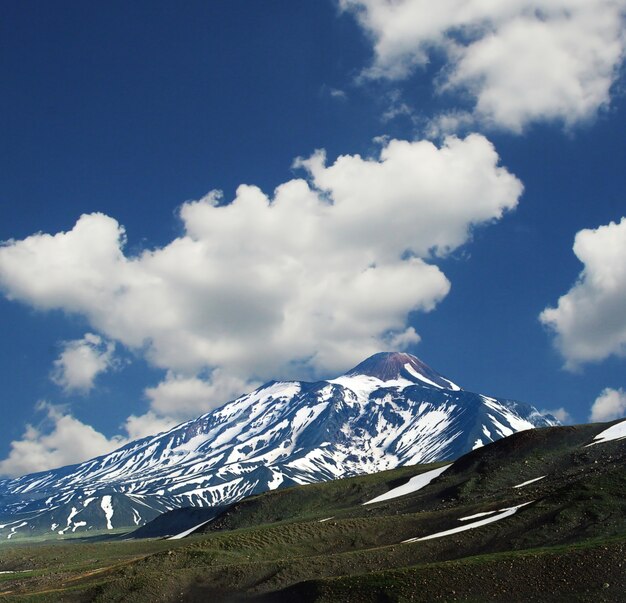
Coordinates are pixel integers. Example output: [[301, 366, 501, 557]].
[[345, 352, 460, 390]]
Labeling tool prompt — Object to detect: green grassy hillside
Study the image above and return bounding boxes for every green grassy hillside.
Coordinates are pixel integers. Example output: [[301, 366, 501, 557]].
[[1, 421, 625, 602]]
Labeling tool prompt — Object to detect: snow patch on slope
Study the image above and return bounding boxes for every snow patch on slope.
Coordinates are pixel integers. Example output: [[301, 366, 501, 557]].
[[587, 419, 626, 446], [167, 518, 213, 540], [7, 521, 27, 539], [363, 464, 451, 505], [403, 501, 534, 542], [267, 470, 284, 490], [440, 376, 461, 391], [101, 495, 114, 530], [58, 507, 79, 535], [482, 397, 535, 433], [459, 510, 498, 521], [329, 374, 412, 401], [403, 363, 443, 389], [513, 476, 546, 489]]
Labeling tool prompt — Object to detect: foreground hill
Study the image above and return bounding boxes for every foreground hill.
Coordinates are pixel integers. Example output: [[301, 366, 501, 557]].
[[0, 419, 624, 602], [0, 352, 556, 538]]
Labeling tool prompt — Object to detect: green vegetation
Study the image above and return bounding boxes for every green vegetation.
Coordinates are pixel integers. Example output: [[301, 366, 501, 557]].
[[1, 422, 625, 601]]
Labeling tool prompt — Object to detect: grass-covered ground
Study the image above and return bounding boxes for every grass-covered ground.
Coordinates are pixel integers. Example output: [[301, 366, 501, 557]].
[[1, 422, 625, 601]]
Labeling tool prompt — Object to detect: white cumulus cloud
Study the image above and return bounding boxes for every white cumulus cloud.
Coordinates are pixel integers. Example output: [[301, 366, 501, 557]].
[[0, 135, 521, 394], [144, 370, 255, 421], [341, 0, 626, 132], [51, 333, 116, 393], [590, 387, 626, 422], [119, 370, 256, 443], [0, 403, 126, 477], [540, 217, 626, 369], [122, 411, 179, 442]]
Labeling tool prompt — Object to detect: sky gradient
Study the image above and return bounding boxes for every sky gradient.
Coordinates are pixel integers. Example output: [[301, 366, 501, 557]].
[[1, 0, 625, 477]]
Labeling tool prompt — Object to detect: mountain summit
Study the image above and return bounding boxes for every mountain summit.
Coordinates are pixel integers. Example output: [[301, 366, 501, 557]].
[[345, 352, 460, 390], [0, 352, 558, 538]]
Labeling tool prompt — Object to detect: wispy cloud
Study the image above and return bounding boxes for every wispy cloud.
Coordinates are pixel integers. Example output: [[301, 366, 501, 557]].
[[541, 407, 572, 424], [381, 91, 417, 124], [329, 87, 348, 100]]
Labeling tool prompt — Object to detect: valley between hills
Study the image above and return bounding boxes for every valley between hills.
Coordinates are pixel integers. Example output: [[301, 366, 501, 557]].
[[1, 419, 625, 602]]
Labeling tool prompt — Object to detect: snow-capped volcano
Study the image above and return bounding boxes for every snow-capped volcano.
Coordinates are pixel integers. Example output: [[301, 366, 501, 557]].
[[0, 352, 558, 538]]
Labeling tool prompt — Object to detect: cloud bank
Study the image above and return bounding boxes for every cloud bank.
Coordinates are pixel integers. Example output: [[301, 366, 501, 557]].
[[540, 217, 626, 369], [0, 372, 247, 476], [0, 403, 125, 477], [341, 0, 626, 131], [0, 134, 521, 383]]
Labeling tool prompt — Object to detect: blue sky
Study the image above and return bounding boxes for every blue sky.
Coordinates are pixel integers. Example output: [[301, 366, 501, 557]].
[[1, 0, 625, 476]]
